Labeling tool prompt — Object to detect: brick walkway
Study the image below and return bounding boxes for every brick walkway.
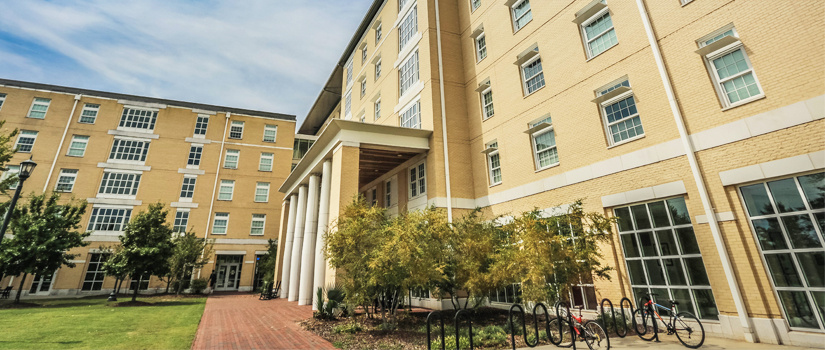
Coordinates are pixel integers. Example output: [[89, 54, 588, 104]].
[[191, 292, 336, 350]]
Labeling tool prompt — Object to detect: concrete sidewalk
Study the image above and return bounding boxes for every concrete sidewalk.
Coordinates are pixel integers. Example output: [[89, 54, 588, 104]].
[[526, 334, 822, 349]]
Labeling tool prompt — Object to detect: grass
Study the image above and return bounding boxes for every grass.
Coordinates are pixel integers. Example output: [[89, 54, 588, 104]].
[[0, 295, 206, 350]]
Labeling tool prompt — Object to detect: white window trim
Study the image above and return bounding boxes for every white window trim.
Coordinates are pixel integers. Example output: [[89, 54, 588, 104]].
[[259, 152, 274, 172], [107, 137, 151, 164], [531, 125, 559, 171], [471, 0, 481, 12], [487, 145, 502, 186], [229, 121, 244, 139], [398, 49, 420, 98], [78, 104, 100, 124], [481, 87, 494, 120], [187, 144, 203, 168], [580, 7, 617, 59], [510, 0, 532, 32], [0, 94, 6, 111], [14, 130, 38, 153], [521, 55, 545, 96], [97, 170, 142, 199], [361, 79, 367, 98], [224, 149, 240, 169], [375, 59, 382, 80], [703, 41, 765, 109], [250, 214, 267, 236], [179, 175, 197, 202], [173, 209, 190, 233], [600, 90, 645, 147], [374, 98, 382, 120], [375, 23, 383, 43], [67, 135, 89, 157], [194, 115, 209, 138], [263, 125, 278, 143], [344, 92, 352, 120], [218, 180, 235, 201], [87, 205, 133, 233], [117, 106, 158, 133], [399, 97, 422, 129], [212, 213, 229, 235], [409, 160, 426, 200], [56, 169, 78, 192], [254, 182, 270, 203], [27, 98, 51, 119], [475, 33, 488, 62], [398, 4, 418, 52]]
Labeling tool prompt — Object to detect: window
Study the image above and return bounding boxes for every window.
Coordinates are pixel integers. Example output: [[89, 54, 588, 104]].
[[109, 138, 150, 162], [385, 180, 392, 208], [98, 171, 142, 196], [359, 112, 366, 123], [680, 0, 694, 5], [409, 161, 426, 198], [194, 115, 209, 136], [374, 99, 381, 120], [581, 7, 618, 59], [399, 6, 418, 50], [510, 0, 532, 31], [218, 180, 235, 200], [530, 116, 559, 170], [698, 27, 764, 108], [481, 87, 494, 119], [486, 142, 502, 185], [259, 152, 273, 171], [263, 125, 277, 142], [87, 207, 132, 232], [188, 145, 203, 166], [375, 24, 382, 42], [475, 34, 487, 61], [15, 130, 38, 153], [399, 0, 411, 11], [250, 214, 266, 235], [346, 60, 353, 87], [67, 135, 89, 157], [118, 107, 158, 131], [0, 93, 5, 110], [521, 56, 545, 95], [180, 175, 196, 199], [213, 213, 229, 234], [56, 169, 78, 192], [361, 80, 367, 98], [174, 210, 189, 233], [362, 46, 368, 63], [400, 51, 420, 96], [344, 92, 352, 119], [400, 101, 421, 129], [293, 139, 314, 160], [471, 0, 481, 11], [2, 165, 19, 190], [488, 284, 523, 304], [615, 197, 719, 320], [739, 173, 825, 330], [375, 59, 382, 79], [82, 253, 108, 291], [371, 188, 378, 206], [79, 104, 100, 124], [27, 98, 50, 119], [229, 121, 244, 139], [255, 182, 270, 203], [224, 149, 239, 169], [599, 80, 644, 146]]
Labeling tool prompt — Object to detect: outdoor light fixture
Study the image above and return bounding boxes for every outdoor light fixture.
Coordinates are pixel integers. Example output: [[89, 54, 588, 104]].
[[0, 158, 38, 247], [17, 158, 37, 181]]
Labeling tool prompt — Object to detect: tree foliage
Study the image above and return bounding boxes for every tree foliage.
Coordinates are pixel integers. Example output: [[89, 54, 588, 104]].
[[0, 192, 90, 302], [169, 230, 213, 295], [117, 202, 175, 301], [254, 239, 278, 290], [0, 120, 18, 194]]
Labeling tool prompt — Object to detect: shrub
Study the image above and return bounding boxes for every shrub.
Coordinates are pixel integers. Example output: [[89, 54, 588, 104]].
[[190, 278, 208, 294], [477, 325, 508, 347], [595, 310, 633, 334], [525, 330, 547, 344], [430, 335, 470, 350], [332, 322, 363, 334]]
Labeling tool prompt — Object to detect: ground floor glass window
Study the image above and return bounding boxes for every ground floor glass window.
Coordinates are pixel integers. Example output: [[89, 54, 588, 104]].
[[82, 253, 108, 291]]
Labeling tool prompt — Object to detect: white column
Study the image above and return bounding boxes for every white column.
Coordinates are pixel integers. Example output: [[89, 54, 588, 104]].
[[298, 174, 321, 305], [312, 160, 333, 310], [278, 194, 298, 298], [288, 185, 308, 301]]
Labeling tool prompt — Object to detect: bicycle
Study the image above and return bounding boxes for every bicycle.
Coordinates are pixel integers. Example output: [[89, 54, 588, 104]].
[[548, 303, 609, 350], [633, 293, 705, 348]]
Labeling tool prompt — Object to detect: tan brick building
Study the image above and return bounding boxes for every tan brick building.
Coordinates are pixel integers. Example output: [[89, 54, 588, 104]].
[[277, 0, 824, 346], [0, 79, 296, 296]]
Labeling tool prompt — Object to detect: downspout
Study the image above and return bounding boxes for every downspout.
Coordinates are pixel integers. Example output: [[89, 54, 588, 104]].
[[43, 94, 81, 192], [198, 111, 230, 278], [634, 0, 756, 342], [433, 0, 453, 222]]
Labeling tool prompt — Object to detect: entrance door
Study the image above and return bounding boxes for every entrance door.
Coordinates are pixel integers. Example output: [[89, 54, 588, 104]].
[[29, 271, 56, 295], [215, 255, 243, 291]]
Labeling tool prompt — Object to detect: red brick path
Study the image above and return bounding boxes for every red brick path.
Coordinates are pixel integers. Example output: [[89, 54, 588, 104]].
[[191, 292, 336, 350]]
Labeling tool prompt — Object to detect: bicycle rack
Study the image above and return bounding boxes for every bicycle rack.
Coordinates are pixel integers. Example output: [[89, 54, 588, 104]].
[[426, 311, 446, 350], [555, 301, 577, 350], [635, 298, 660, 343], [600, 298, 630, 338], [454, 309, 475, 350], [508, 304, 535, 350]]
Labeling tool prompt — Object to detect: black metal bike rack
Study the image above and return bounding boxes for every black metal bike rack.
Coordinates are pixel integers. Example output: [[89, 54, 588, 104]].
[[426, 311, 446, 350], [635, 298, 660, 342], [508, 304, 535, 350], [600, 298, 630, 338], [454, 309, 475, 350], [554, 301, 577, 350]]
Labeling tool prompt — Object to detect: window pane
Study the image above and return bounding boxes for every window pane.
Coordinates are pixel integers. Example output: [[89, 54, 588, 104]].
[[621, 234, 640, 258], [656, 230, 678, 256], [781, 214, 822, 249], [815, 212, 825, 237], [777, 291, 819, 329], [813, 292, 825, 327], [692, 289, 719, 320], [676, 227, 701, 255], [741, 184, 775, 216], [627, 260, 646, 285], [764, 253, 803, 287], [797, 252, 825, 288], [648, 201, 670, 228], [638, 231, 658, 257], [683, 257, 710, 286], [751, 218, 788, 251], [663, 258, 687, 285], [666, 197, 692, 225], [670, 288, 695, 315], [644, 260, 667, 285], [798, 173, 825, 209], [767, 179, 807, 213], [615, 207, 633, 231], [631, 204, 651, 230]]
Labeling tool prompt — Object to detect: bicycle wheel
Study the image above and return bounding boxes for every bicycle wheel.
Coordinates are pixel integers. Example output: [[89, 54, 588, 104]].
[[548, 317, 573, 348], [583, 320, 609, 350], [674, 312, 705, 349], [632, 309, 656, 341]]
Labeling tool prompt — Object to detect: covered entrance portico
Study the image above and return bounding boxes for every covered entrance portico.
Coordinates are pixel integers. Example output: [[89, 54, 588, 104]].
[[276, 119, 431, 309], [215, 254, 244, 291]]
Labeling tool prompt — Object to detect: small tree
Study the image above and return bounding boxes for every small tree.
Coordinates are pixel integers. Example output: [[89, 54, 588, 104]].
[[101, 245, 129, 294], [169, 230, 213, 295], [254, 239, 278, 291], [0, 192, 89, 302], [0, 120, 18, 194], [118, 203, 175, 301]]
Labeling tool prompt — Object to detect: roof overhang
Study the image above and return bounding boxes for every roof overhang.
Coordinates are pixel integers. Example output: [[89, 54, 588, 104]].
[[280, 119, 432, 196]]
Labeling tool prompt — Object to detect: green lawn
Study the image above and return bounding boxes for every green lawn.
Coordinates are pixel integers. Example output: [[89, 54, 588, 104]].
[[0, 295, 206, 350]]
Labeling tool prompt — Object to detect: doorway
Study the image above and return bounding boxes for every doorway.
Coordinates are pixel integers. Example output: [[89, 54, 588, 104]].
[[215, 255, 243, 291], [29, 271, 57, 295]]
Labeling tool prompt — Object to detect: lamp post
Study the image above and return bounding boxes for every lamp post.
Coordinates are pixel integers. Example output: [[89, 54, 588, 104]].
[[0, 158, 38, 247]]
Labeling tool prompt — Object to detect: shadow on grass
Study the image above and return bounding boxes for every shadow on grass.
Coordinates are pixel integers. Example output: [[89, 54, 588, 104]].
[[0, 341, 83, 345], [0, 294, 205, 309]]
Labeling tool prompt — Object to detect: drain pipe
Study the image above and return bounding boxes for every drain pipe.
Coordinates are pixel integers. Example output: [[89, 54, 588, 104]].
[[198, 111, 231, 279], [635, 0, 756, 342], [43, 94, 81, 192], [433, 0, 453, 222]]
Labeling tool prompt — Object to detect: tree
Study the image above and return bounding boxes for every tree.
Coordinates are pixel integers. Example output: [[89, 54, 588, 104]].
[[101, 245, 129, 295], [169, 230, 213, 295], [0, 120, 18, 194], [254, 239, 278, 291], [118, 203, 175, 301], [0, 192, 89, 302]]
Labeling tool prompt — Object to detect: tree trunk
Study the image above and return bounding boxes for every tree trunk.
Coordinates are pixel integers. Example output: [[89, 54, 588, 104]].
[[14, 273, 27, 304], [165, 275, 171, 294], [131, 275, 141, 302], [116, 278, 124, 294]]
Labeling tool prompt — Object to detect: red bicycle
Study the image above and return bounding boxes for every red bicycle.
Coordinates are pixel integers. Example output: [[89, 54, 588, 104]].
[[633, 293, 705, 348], [548, 304, 609, 350]]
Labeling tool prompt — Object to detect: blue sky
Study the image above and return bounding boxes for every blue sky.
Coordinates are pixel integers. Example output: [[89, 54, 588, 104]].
[[0, 0, 373, 124]]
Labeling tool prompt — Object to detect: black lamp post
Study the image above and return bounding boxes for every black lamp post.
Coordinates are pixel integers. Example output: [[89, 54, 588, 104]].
[[0, 158, 38, 247]]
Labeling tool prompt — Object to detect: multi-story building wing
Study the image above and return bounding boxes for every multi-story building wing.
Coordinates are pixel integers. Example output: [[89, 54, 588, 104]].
[[277, 0, 824, 347], [0, 79, 296, 295]]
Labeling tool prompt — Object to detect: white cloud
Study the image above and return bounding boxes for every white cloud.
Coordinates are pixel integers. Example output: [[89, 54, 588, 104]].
[[0, 0, 372, 123]]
